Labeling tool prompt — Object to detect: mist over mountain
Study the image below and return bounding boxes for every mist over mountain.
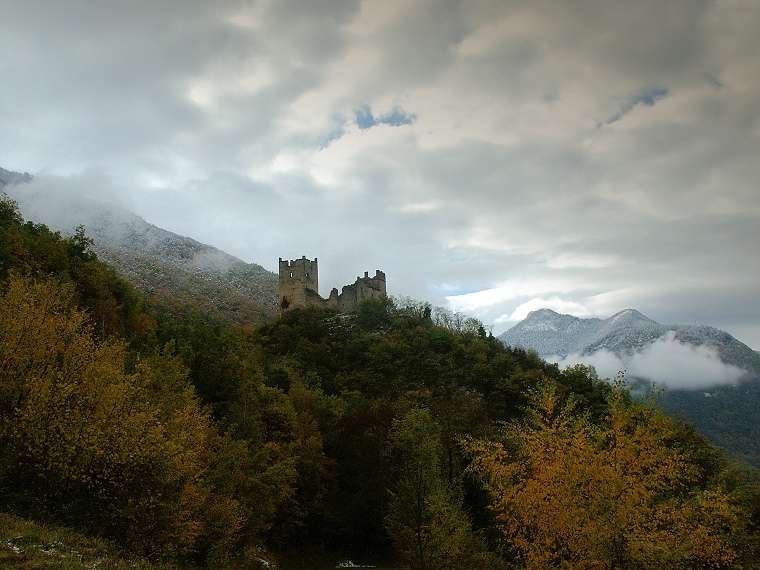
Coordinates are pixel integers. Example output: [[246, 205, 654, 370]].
[[500, 308, 760, 466], [0, 166, 33, 188], [2, 169, 278, 323], [499, 309, 760, 389], [499, 308, 759, 389]]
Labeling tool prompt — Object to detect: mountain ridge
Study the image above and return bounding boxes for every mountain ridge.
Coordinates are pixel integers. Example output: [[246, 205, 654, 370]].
[[499, 307, 760, 375], [2, 169, 279, 324]]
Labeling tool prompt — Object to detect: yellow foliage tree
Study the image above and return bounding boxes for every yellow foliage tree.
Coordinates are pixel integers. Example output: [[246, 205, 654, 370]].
[[465, 382, 746, 569], [0, 273, 216, 557]]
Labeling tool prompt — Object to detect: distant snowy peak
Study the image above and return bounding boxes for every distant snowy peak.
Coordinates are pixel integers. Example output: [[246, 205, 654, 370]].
[[499, 308, 760, 375], [608, 308, 658, 326], [519, 309, 577, 332], [582, 309, 663, 356], [502, 308, 673, 357], [502, 309, 602, 357]]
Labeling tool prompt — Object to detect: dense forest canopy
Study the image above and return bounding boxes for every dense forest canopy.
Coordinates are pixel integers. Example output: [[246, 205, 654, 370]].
[[1, 194, 759, 569]]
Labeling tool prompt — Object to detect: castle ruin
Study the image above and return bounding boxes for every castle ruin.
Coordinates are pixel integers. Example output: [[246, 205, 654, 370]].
[[279, 256, 386, 313]]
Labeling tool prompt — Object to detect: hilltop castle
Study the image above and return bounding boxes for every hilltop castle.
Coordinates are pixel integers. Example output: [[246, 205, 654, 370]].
[[279, 256, 386, 312]]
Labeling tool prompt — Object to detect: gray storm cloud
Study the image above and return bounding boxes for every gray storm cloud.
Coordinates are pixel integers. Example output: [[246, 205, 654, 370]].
[[2, 0, 760, 347]]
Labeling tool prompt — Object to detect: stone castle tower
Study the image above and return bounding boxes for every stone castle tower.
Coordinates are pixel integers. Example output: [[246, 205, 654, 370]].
[[279, 256, 321, 311], [279, 256, 386, 312]]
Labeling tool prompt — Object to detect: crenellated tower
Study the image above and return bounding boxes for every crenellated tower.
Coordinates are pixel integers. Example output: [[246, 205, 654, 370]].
[[278, 256, 386, 313], [279, 256, 319, 311]]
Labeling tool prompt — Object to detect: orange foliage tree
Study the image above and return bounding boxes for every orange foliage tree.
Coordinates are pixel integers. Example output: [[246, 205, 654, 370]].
[[465, 381, 747, 569]]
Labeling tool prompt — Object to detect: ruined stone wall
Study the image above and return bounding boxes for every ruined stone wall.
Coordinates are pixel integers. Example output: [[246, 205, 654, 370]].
[[336, 270, 387, 312], [278, 257, 386, 313]]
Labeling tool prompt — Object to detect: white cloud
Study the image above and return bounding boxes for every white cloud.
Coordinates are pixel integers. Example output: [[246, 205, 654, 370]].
[[447, 286, 519, 313], [507, 297, 592, 323], [551, 332, 746, 390], [628, 331, 746, 389]]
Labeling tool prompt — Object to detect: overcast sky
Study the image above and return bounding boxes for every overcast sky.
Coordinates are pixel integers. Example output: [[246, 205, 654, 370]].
[[2, 0, 759, 347]]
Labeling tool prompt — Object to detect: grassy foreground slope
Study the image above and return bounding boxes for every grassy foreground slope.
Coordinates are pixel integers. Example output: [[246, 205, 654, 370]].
[[0, 512, 169, 569]]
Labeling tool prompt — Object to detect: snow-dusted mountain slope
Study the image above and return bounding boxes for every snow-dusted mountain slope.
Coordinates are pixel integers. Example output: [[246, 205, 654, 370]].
[[499, 308, 662, 357], [499, 308, 760, 376], [3, 170, 278, 323], [498, 308, 603, 357]]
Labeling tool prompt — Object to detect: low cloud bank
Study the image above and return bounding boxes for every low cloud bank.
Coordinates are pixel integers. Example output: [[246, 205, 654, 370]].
[[549, 331, 746, 390], [5, 173, 135, 234]]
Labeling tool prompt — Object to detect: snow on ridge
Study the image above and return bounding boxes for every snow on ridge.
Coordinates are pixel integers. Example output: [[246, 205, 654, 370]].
[[498, 308, 760, 384]]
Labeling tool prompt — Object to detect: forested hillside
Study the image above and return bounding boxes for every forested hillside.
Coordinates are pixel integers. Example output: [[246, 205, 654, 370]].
[[2, 194, 759, 569]]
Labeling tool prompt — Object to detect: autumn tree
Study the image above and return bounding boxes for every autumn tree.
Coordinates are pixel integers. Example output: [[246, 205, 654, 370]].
[[0, 273, 218, 557], [465, 381, 748, 569], [0, 195, 147, 340], [386, 408, 496, 570]]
